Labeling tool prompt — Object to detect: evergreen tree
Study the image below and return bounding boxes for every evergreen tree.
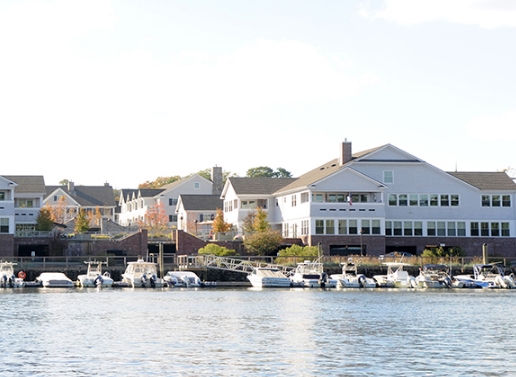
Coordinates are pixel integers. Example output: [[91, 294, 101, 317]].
[[35, 207, 54, 231], [74, 208, 90, 234]]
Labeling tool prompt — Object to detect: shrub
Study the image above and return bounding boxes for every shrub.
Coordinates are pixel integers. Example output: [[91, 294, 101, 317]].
[[198, 243, 236, 257]]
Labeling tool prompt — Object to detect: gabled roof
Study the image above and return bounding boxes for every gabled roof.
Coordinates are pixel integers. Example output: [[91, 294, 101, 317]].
[[3, 175, 46, 193], [226, 177, 297, 196], [120, 189, 138, 202], [46, 185, 116, 207], [138, 189, 165, 198], [178, 195, 223, 211], [447, 172, 516, 191]]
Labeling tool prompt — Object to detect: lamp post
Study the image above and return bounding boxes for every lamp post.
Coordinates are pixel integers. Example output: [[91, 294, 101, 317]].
[[194, 219, 198, 237]]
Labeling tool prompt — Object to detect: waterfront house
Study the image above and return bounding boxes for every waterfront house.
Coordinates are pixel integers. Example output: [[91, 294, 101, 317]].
[[176, 194, 223, 239], [221, 141, 516, 256]]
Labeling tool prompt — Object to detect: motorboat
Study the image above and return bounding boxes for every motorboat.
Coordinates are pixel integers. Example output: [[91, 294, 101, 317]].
[[76, 261, 114, 288], [121, 258, 164, 288], [330, 260, 376, 288], [415, 264, 452, 289], [373, 262, 416, 288], [36, 272, 74, 288], [289, 259, 337, 288], [455, 264, 516, 289], [247, 267, 292, 288], [0, 261, 25, 288], [164, 271, 207, 288]]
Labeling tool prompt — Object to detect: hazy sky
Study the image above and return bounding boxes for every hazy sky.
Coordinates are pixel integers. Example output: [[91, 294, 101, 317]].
[[1, 0, 515, 189]]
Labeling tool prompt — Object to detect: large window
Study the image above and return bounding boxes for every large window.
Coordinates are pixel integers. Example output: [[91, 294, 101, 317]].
[[301, 220, 309, 235], [471, 221, 510, 237], [482, 194, 512, 207], [0, 218, 9, 233], [315, 220, 324, 234], [300, 192, 309, 203], [325, 220, 335, 234], [15, 199, 34, 208], [338, 220, 347, 235]]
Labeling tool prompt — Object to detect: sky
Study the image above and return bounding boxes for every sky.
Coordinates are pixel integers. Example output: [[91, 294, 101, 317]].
[[1, 0, 515, 189]]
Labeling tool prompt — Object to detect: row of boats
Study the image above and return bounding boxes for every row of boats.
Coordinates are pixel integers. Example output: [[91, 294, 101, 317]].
[[0, 259, 213, 289], [246, 259, 516, 290]]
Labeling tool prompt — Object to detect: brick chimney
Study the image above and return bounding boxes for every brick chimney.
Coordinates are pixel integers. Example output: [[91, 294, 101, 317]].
[[211, 166, 223, 196], [340, 139, 352, 165]]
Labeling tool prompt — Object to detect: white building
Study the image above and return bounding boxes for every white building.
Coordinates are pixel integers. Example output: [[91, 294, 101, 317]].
[[221, 141, 516, 256]]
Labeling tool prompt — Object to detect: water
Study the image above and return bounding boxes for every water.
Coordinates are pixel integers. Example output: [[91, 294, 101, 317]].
[[1, 287, 516, 376]]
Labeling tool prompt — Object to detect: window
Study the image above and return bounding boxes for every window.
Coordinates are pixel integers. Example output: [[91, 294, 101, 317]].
[[458, 222, 466, 236], [372, 220, 381, 235], [440, 194, 449, 207], [430, 194, 439, 206], [414, 221, 423, 236], [447, 222, 456, 236], [313, 193, 323, 202], [338, 220, 347, 235], [481, 222, 489, 237], [393, 221, 402, 236], [315, 220, 324, 234], [283, 223, 289, 237], [409, 194, 418, 206], [349, 220, 358, 235], [292, 223, 298, 238], [502, 195, 511, 207], [291, 195, 297, 207], [241, 200, 256, 209], [385, 221, 392, 236], [169, 198, 178, 206], [383, 170, 394, 184], [481, 195, 490, 207], [471, 222, 479, 237], [389, 194, 397, 206], [300, 192, 309, 203], [403, 221, 412, 236], [361, 220, 370, 235], [398, 194, 408, 206], [491, 222, 500, 237], [0, 218, 9, 233], [325, 220, 335, 235], [419, 194, 428, 207], [451, 195, 459, 207], [427, 222, 436, 236], [491, 195, 501, 207], [0, 192, 5, 200], [437, 222, 446, 236], [327, 194, 337, 203], [194, 182, 200, 189], [301, 220, 309, 235], [168, 215, 177, 222], [502, 223, 510, 237], [15, 199, 34, 208]]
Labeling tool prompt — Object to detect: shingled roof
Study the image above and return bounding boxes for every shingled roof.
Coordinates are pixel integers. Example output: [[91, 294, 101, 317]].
[[227, 177, 297, 195], [46, 185, 116, 207], [447, 172, 516, 191], [179, 194, 223, 211], [3, 175, 46, 193]]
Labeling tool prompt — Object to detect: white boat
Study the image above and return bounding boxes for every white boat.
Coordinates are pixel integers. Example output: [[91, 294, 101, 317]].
[[330, 261, 376, 288], [415, 264, 452, 289], [36, 272, 74, 288], [373, 262, 416, 288], [76, 261, 114, 288], [247, 267, 292, 288], [164, 271, 203, 287], [290, 259, 337, 288], [455, 264, 515, 289], [0, 261, 25, 288], [121, 258, 164, 288]]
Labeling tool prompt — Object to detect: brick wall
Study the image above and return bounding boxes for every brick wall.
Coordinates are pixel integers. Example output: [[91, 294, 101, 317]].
[[0, 234, 14, 257]]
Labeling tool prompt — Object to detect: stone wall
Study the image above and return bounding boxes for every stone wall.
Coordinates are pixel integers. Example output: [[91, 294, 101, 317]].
[[0, 234, 14, 257]]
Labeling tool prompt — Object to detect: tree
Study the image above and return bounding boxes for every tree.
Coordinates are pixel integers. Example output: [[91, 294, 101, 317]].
[[246, 166, 292, 178], [242, 210, 256, 235], [138, 176, 181, 189], [59, 179, 70, 186], [212, 208, 232, 233], [252, 207, 269, 232], [244, 229, 283, 256], [198, 243, 236, 257], [35, 207, 54, 231], [138, 202, 169, 237], [74, 208, 90, 234]]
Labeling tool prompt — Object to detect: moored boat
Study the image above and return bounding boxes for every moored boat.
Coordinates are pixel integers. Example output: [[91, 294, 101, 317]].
[[76, 261, 114, 288], [0, 261, 25, 288], [36, 272, 74, 288], [373, 262, 416, 288], [247, 267, 291, 288], [289, 259, 337, 288], [121, 258, 164, 288], [331, 260, 376, 288], [415, 264, 452, 289], [454, 264, 515, 289]]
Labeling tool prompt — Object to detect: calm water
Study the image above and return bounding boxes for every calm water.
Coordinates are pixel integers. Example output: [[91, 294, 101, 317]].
[[1, 287, 516, 376]]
